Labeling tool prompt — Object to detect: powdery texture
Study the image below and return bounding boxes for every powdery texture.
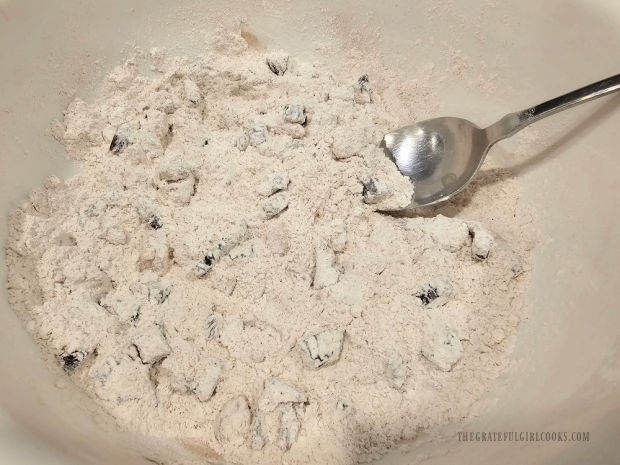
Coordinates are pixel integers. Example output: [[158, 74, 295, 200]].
[[6, 33, 536, 465]]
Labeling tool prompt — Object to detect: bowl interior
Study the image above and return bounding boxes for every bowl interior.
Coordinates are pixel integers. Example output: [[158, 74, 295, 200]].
[[1, 1, 619, 464]]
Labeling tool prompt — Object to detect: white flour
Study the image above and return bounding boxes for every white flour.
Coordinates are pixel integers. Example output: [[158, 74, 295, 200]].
[[6, 30, 537, 465]]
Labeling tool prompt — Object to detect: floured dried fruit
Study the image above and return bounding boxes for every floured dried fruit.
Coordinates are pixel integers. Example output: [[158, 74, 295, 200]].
[[298, 329, 344, 369], [266, 54, 289, 76]]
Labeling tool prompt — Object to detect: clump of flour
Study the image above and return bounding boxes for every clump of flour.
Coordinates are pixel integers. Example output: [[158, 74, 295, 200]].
[[6, 31, 536, 465]]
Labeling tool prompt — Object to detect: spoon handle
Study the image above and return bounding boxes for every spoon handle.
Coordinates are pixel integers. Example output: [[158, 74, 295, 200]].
[[486, 73, 620, 143]]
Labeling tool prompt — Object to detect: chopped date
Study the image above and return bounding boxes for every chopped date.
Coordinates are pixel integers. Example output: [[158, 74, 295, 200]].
[[61, 350, 86, 371], [469, 223, 494, 261], [416, 286, 439, 305], [361, 177, 390, 204], [283, 104, 307, 125], [109, 133, 131, 155], [421, 321, 463, 372], [415, 275, 453, 307], [266, 55, 289, 76], [354, 74, 372, 104], [298, 329, 344, 369], [149, 216, 163, 230], [361, 178, 377, 197], [205, 313, 223, 339], [147, 281, 170, 304], [358, 74, 370, 90]]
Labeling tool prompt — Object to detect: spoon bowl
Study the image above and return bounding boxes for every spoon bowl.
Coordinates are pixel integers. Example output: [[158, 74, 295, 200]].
[[384, 117, 488, 207], [384, 74, 620, 207]]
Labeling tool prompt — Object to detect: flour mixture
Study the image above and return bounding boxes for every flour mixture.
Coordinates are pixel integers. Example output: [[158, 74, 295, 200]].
[[6, 31, 536, 465]]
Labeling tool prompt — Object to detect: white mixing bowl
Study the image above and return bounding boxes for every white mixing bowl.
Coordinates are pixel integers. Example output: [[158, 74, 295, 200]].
[[1, 1, 619, 464]]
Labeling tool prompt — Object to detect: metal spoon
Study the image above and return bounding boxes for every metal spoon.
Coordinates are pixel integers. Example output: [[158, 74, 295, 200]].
[[384, 74, 620, 207]]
